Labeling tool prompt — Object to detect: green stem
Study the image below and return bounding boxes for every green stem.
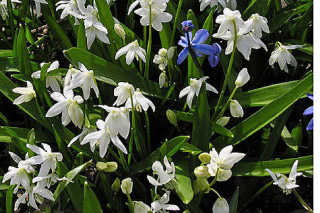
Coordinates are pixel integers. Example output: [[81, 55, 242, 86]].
[[212, 20, 238, 120], [144, 7, 153, 79], [144, 111, 151, 154], [214, 87, 238, 121], [169, 0, 184, 47], [186, 32, 204, 77], [126, 193, 134, 213], [293, 189, 313, 212], [241, 181, 273, 210]]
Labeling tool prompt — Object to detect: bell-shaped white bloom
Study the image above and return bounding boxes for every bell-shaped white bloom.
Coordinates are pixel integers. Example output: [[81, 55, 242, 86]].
[[125, 88, 155, 112], [2, 152, 34, 194], [31, 61, 61, 92], [215, 8, 244, 35], [114, 23, 126, 38], [269, 43, 301, 73], [207, 145, 245, 181], [199, 0, 226, 12], [226, 0, 237, 10], [151, 191, 180, 212], [115, 40, 146, 65], [99, 105, 131, 139], [121, 177, 133, 195], [46, 89, 84, 128], [14, 182, 54, 211], [212, 197, 229, 213], [159, 71, 167, 88], [147, 156, 175, 187], [68, 125, 97, 147], [179, 76, 218, 109], [266, 160, 303, 195], [64, 66, 81, 87], [34, 0, 47, 17], [230, 99, 243, 118], [134, 201, 151, 213], [81, 119, 128, 157], [235, 68, 250, 87], [24, 143, 63, 177], [55, 0, 85, 19], [113, 82, 135, 106], [0, 0, 20, 20], [33, 172, 72, 189], [65, 63, 99, 100], [244, 13, 269, 38], [12, 81, 36, 105]]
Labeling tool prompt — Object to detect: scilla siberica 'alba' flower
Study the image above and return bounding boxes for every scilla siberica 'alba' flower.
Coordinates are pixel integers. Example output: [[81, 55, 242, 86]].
[[215, 8, 245, 35], [12, 81, 36, 105], [113, 82, 135, 106], [269, 43, 301, 73], [0, 0, 20, 20], [147, 156, 175, 187], [24, 143, 63, 177], [179, 76, 218, 109], [212, 197, 229, 213], [64, 63, 99, 100], [68, 125, 97, 147], [230, 99, 243, 118], [121, 177, 133, 195], [34, 0, 47, 17], [235, 68, 250, 88], [244, 13, 270, 38], [125, 88, 155, 112], [31, 61, 61, 92], [151, 191, 180, 212], [115, 40, 146, 65], [55, 0, 85, 19], [2, 152, 35, 193], [266, 160, 302, 195], [199, 0, 226, 12], [46, 89, 84, 128], [207, 145, 245, 181], [64, 65, 81, 87], [303, 93, 313, 131], [134, 201, 151, 213], [81, 118, 128, 157], [159, 71, 167, 88]]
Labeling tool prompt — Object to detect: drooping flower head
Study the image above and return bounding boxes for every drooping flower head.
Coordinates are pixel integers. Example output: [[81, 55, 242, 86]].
[[31, 61, 61, 92], [115, 40, 146, 65], [181, 20, 194, 32], [12, 81, 36, 105]]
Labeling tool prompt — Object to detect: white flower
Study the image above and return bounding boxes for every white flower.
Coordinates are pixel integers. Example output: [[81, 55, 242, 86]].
[[199, 0, 226, 12], [34, 0, 48, 17], [159, 71, 167, 88], [64, 66, 81, 87], [24, 143, 63, 177], [99, 105, 131, 139], [115, 40, 146, 65], [266, 160, 303, 195], [31, 61, 61, 92], [214, 8, 244, 35], [68, 125, 97, 147], [0, 0, 20, 20], [235, 68, 250, 87], [46, 89, 84, 128], [125, 88, 155, 112], [212, 197, 229, 213], [81, 119, 128, 157], [121, 177, 133, 194], [207, 145, 245, 181], [64, 63, 99, 100], [151, 191, 180, 212], [2, 152, 34, 193], [12, 81, 36, 105], [179, 76, 218, 109], [113, 82, 135, 106], [226, 0, 237, 10], [269, 43, 301, 73], [147, 156, 175, 188], [244, 13, 269, 38], [55, 0, 85, 19], [230, 99, 243, 118], [134, 201, 151, 213]]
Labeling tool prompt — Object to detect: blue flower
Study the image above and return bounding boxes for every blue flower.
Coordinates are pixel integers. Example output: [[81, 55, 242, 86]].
[[303, 93, 313, 131], [181, 20, 194, 32], [208, 43, 221, 68]]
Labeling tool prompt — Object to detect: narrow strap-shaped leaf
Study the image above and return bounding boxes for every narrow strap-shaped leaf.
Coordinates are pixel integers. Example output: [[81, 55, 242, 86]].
[[77, 20, 87, 50], [229, 187, 239, 213], [83, 182, 103, 213], [6, 185, 15, 213], [17, 25, 32, 75], [174, 159, 194, 204]]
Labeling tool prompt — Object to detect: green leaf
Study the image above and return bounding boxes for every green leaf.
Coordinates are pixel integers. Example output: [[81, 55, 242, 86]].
[[159, 23, 172, 49], [268, 9, 295, 34], [284, 121, 302, 157], [77, 20, 87, 50], [0, 50, 13, 58], [199, 11, 214, 66], [232, 155, 312, 177], [242, 0, 269, 19], [64, 47, 169, 99], [83, 182, 103, 213], [180, 143, 202, 155], [229, 187, 239, 213], [284, 39, 313, 55], [174, 159, 194, 204], [0, 111, 9, 125], [6, 185, 15, 213], [0, 126, 53, 143], [17, 25, 32, 75], [212, 74, 313, 149]]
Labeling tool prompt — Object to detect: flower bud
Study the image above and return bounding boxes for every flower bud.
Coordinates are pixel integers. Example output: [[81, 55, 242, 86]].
[[114, 23, 126, 38], [167, 46, 176, 60], [159, 48, 167, 57], [212, 197, 229, 213], [121, 177, 133, 195], [198, 153, 211, 164], [166, 109, 177, 126], [193, 178, 209, 194], [181, 20, 194, 32], [216, 117, 230, 127], [235, 68, 250, 87], [230, 99, 244, 118], [159, 71, 167, 88], [96, 162, 118, 172], [194, 166, 210, 178], [111, 178, 121, 192]]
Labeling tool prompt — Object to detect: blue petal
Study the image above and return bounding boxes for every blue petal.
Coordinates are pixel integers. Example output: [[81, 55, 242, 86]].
[[212, 43, 222, 55], [303, 106, 313, 116], [192, 44, 215, 55], [185, 32, 192, 42], [194, 50, 203, 57], [177, 48, 189, 65], [209, 54, 219, 67], [181, 20, 194, 32], [178, 36, 188, 48], [192, 29, 209, 45], [306, 118, 313, 131], [307, 93, 313, 100]]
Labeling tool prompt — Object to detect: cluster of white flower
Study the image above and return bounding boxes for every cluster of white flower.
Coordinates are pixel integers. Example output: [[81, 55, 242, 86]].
[[2, 144, 66, 211], [199, 0, 237, 12], [153, 47, 176, 88], [0, 0, 20, 20]]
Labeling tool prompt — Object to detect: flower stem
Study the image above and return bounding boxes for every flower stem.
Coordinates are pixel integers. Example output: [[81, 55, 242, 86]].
[[144, 7, 153, 79], [186, 32, 204, 77], [293, 189, 313, 212], [169, 0, 184, 47], [126, 193, 135, 212], [212, 20, 238, 121], [214, 87, 238, 121]]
